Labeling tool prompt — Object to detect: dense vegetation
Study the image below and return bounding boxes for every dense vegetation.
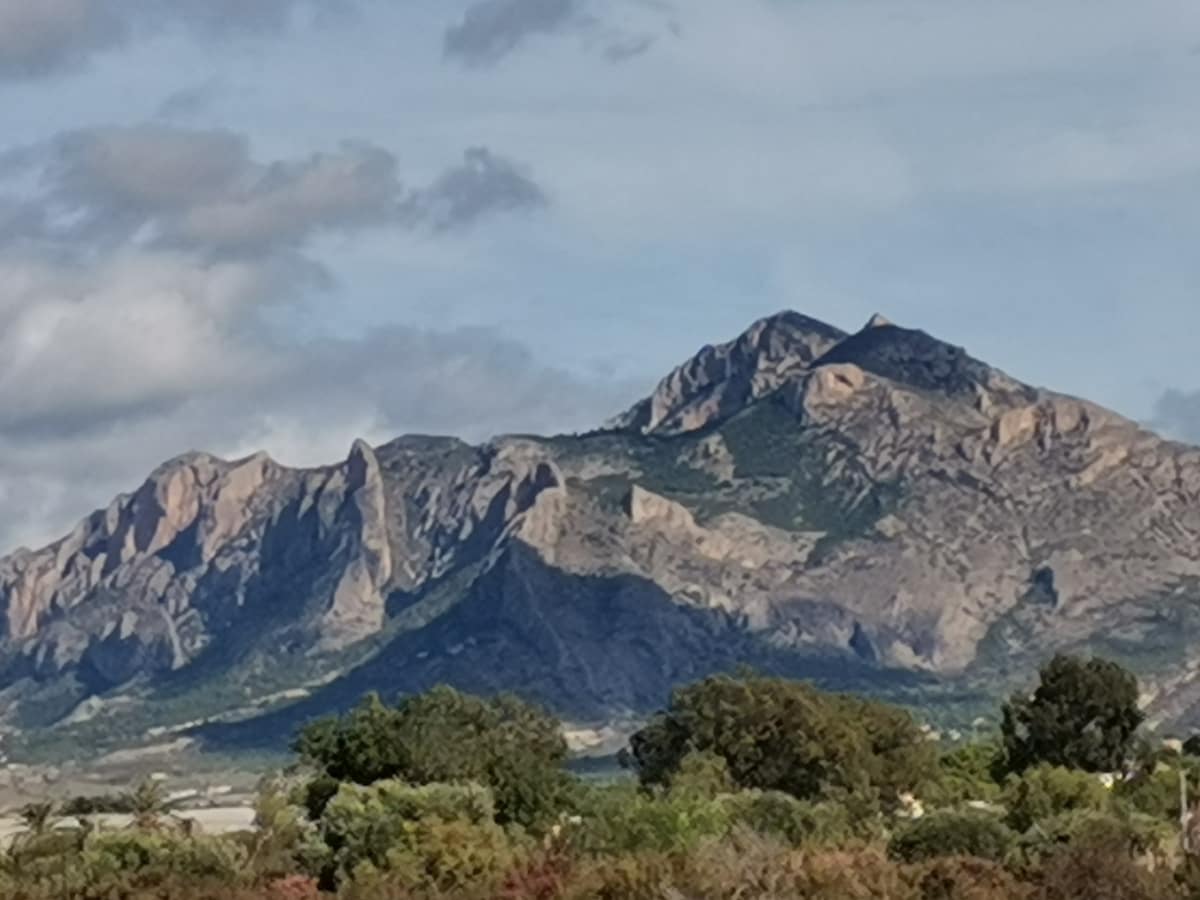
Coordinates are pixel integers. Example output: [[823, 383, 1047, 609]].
[[4, 655, 1200, 899]]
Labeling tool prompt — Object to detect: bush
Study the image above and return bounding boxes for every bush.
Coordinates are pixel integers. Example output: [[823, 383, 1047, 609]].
[[910, 856, 1032, 900], [925, 741, 1004, 807], [1033, 833, 1182, 900], [573, 783, 730, 855], [341, 817, 519, 898], [1113, 762, 1199, 822], [1012, 810, 1174, 871], [889, 810, 1015, 863], [1003, 765, 1112, 833], [319, 779, 500, 881], [721, 790, 851, 847]]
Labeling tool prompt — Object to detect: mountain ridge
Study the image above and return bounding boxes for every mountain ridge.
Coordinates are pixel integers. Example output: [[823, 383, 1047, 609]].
[[5, 309, 1200, 758]]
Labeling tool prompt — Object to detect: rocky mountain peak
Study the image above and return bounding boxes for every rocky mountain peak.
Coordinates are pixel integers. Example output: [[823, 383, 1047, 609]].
[[8, 309, 1200, 754], [815, 319, 1038, 410], [611, 310, 848, 435]]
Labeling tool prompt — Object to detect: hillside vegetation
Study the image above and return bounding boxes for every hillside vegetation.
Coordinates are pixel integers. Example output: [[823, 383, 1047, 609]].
[[3, 656, 1200, 899]]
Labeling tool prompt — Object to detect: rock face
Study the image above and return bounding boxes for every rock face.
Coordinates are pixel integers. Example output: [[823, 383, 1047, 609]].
[[6, 310, 1200, 751]]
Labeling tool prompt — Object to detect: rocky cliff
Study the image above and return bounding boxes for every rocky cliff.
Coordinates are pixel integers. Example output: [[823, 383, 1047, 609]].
[[5, 311, 1200, 756]]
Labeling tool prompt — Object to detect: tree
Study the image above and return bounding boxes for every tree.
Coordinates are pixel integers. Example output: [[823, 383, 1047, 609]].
[[296, 685, 573, 828], [622, 674, 935, 809], [124, 778, 168, 830], [1000, 655, 1143, 775]]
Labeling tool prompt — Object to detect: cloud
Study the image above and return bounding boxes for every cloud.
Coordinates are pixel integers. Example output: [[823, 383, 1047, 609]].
[[154, 79, 226, 121], [0, 120, 612, 553], [0, 253, 641, 551], [0, 0, 353, 81], [0, 0, 125, 80], [443, 0, 673, 66], [401, 148, 548, 231], [444, 0, 578, 65], [0, 125, 547, 255]]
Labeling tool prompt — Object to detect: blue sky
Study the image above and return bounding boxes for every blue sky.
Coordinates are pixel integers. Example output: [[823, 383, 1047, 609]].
[[0, 0, 1198, 549]]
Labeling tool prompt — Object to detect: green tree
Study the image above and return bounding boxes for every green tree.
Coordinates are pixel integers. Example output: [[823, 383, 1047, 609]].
[[296, 685, 573, 828], [926, 740, 1004, 807], [623, 674, 935, 808], [124, 779, 167, 830], [1000, 655, 1143, 774]]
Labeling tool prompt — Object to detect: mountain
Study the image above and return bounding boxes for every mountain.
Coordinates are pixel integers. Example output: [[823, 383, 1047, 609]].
[[5, 310, 1200, 759]]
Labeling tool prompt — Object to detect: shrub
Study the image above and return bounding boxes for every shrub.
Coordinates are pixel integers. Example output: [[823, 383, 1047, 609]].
[[1012, 810, 1174, 871], [1003, 765, 1111, 833], [319, 779, 500, 880], [721, 790, 851, 847], [341, 817, 519, 898], [889, 810, 1015, 863], [1033, 833, 1182, 900], [910, 856, 1032, 900], [573, 783, 730, 855], [925, 741, 1004, 807]]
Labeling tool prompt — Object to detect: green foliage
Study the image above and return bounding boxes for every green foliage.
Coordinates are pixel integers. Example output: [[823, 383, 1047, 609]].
[[124, 777, 168, 829], [888, 811, 1016, 864], [296, 686, 573, 829], [1001, 655, 1143, 774], [625, 673, 936, 811], [720, 790, 852, 847], [667, 750, 735, 800], [1113, 760, 1199, 822], [320, 779, 500, 880], [925, 741, 1004, 807], [1011, 809, 1174, 872], [340, 817, 519, 898], [246, 780, 325, 881], [573, 782, 731, 855], [1002, 765, 1112, 833]]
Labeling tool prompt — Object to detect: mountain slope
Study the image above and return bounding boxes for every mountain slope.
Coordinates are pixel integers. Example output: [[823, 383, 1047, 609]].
[[5, 310, 1200, 757]]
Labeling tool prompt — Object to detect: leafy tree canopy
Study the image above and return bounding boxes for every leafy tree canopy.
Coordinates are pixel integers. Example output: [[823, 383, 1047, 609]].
[[622, 673, 936, 808], [295, 686, 572, 829], [1000, 655, 1143, 775]]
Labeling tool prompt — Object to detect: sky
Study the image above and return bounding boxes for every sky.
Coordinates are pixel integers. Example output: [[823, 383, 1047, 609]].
[[0, 0, 1198, 552]]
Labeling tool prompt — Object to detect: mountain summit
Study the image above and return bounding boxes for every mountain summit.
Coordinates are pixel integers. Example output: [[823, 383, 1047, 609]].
[[4, 311, 1200, 756]]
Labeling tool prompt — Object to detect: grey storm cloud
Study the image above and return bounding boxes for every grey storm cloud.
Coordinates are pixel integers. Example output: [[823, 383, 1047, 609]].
[[0, 125, 548, 253], [0, 0, 353, 80]]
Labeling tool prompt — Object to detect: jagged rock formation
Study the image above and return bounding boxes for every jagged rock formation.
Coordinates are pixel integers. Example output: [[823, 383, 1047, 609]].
[[6, 310, 1200, 753]]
